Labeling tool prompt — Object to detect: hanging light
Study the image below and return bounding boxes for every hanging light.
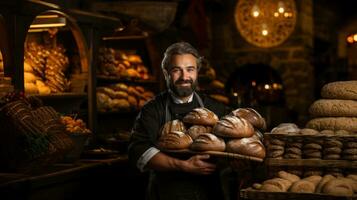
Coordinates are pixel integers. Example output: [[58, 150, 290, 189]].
[[262, 23, 268, 36], [278, 1, 285, 13], [30, 14, 66, 29], [251, 5, 260, 18]]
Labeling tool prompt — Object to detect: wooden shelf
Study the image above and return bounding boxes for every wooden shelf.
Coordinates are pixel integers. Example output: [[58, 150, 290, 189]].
[[96, 75, 157, 84], [102, 35, 147, 41], [28, 92, 87, 99], [97, 110, 139, 115], [265, 158, 357, 168]]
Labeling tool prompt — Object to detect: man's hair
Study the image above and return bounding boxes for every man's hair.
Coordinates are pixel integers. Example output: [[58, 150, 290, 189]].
[[161, 42, 203, 72]]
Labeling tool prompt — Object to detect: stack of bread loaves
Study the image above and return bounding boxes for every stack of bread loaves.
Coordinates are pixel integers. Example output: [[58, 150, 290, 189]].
[[157, 107, 267, 159], [247, 170, 357, 197], [306, 81, 357, 133]]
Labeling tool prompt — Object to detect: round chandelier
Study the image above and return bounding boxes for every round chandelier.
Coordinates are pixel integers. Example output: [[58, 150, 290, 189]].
[[235, 0, 297, 48]]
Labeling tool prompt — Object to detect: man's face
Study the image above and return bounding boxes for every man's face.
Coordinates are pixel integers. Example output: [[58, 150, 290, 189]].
[[166, 54, 198, 97]]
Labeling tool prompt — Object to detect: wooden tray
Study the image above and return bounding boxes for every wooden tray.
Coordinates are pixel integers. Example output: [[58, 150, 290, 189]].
[[240, 189, 357, 200], [265, 158, 357, 168], [163, 149, 264, 162]]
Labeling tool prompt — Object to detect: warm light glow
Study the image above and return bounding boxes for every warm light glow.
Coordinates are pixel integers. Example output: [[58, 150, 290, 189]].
[[251, 5, 260, 17], [264, 84, 270, 90], [274, 12, 279, 17], [354, 34, 357, 42], [233, 92, 238, 97], [251, 81, 256, 86], [262, 30, 268, 36], [278, 1, 285, 13], [30, 23, 66, 28], [284, 12, 289, 18], [29, 15, 66, 29], [278, 7, 285, 13]]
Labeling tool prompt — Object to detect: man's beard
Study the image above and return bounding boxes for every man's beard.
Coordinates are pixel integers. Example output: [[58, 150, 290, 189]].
[[169, 78, 197, 97]]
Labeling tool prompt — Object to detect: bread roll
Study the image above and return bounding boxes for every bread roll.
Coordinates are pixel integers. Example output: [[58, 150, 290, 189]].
[[322, 179, 354, 196], [316, 175, 335, 193], [161, 120, 186, 136], [303, 175, 322, 186], [231, 108, 266, 130], [306, 117, 357, 132], [277, 171, 300, 183], [271, 123, 300, 134], [263, 178, 292, 192], [226, 135, 266, 158], [187, 125, 212, 139], [157, 131, 193, 150], [289, 180, 315, 193], [183, 108, 219, 126], [213, 115, 254, 138], [321, 81, 357, 100], [309, 99, 357, 117], [190, 133, 225, 152]]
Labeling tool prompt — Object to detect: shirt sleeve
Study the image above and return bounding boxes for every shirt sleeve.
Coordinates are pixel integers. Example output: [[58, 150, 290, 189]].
[[136, 147, 160, 172]]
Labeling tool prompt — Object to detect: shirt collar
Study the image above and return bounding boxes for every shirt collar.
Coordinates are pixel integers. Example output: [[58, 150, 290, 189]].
[[169, 90, 194, 104]]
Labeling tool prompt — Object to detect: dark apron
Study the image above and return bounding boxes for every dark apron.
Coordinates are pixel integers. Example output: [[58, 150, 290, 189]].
[[147, 92, 222, 200]]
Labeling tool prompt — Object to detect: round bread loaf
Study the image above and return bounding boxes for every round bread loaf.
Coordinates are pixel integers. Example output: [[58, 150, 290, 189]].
[[289, 180, 315, 193], [306, 117, 357, 132], [303, 175, 322, 186], [321, 81, 357, 100], [182, 107, 219, 126], [263, 178, 292, 192], [187, 125, 212, 139], [157, 131, 193, 150], [230, 108, 266, 131], [213, 115, 254, 138], [300, 128, 320, 135], [161, 120, 186, 136], [190, 133, 225, 152], [309, 99, 357, 117], [316, 175, 336, 193], [226, 135, 266, 158], [271, 123, 300, 135]]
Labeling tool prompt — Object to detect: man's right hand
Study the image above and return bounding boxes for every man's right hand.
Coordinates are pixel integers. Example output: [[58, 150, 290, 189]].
[[181, 154, 216, 175]]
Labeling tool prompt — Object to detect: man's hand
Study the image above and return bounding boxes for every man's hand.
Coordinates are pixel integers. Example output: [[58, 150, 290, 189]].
[[181, 154, 216, 175]]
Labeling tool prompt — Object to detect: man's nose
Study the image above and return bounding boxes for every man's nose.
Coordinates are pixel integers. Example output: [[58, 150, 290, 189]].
[[181, 69, 190, 80]]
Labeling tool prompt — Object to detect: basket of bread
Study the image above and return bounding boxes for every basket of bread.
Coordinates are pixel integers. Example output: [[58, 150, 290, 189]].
[[158, 107, 267, 162]]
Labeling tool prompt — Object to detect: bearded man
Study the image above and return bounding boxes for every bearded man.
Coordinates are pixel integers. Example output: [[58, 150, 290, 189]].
[[128, 42, 231, 200]]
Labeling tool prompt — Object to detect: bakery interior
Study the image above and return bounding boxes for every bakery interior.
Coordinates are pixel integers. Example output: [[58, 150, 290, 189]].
[[0, 0, 356, 199]]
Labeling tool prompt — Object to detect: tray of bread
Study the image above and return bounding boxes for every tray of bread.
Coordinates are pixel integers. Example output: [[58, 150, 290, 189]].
[[264, 123, 357, 163], [240, 170, 357, 200], [163, 149, 264, 162], [157, 107, 268, 163]]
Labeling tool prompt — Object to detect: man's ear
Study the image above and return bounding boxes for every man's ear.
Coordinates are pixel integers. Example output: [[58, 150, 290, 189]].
[[163, 69, 169, 81]]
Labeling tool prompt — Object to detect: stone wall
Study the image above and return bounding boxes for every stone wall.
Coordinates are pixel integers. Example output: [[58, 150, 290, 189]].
[[209, 0, 315, 126]]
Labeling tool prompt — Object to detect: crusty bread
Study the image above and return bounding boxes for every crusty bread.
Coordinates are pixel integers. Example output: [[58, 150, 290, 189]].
[[226, 135, 266, 158], [271, 123, 300, 134], [187, 125, 212, 139], [277, 171, 300, 183], [161, 120, 186, 136], [315, 175, 335, 193], [190, 133, 226, 152], [262, 178, 292, 192], [289, 180, 315, 193], [303, 175, 322, 186], [230, 108, 266, 131], [157, 131, 193, 150], [322, 178, 354, 196], [213, 115, 254, 138], [321, 81, 357, 100], [182, 107, 219, 126], [309, 99, 357, 117], [306, 117, 357, 132]]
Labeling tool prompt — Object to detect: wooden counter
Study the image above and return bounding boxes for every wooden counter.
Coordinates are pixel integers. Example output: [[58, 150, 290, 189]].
[[0, 154, 148, 200]]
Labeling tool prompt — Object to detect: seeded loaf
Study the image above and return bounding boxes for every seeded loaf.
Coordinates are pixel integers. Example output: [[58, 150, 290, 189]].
[[306, 117, 357, 132], [309, 99, 357, 117], [321, 81, 357, 100]]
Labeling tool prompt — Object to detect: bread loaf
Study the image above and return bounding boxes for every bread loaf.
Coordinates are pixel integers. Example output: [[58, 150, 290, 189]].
[[277, 171, 300, 183], [230, 108, 266, 131], [187, 125, 212, 139], [213, 115, 254, 138], [161, 120, 186, 136], [315, 175, 335, 193], [322, 178, 354, 196], [306, 117, 357, 132], [271, 123, 300, 134], [226, 135, 266, 158], [289, 180, 315, 193], [183, 108, 219, 126], [262, 178, 292, 192], [190, 133, 225, 152], [157, 131, 193, 150], [321, 81, 357, 100], [309, 99, 357, 117]]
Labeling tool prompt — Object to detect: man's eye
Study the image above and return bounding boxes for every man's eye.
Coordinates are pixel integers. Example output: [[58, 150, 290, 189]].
[[187, 68, 196, 72], [171, 69, 180, 73]]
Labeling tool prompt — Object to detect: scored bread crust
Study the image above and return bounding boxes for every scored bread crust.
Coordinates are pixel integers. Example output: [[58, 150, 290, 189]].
[[213, 115, 254, 138], [182, 107, 219, 126], [190, 133, 226, 152], [157, 131, 193, 150]]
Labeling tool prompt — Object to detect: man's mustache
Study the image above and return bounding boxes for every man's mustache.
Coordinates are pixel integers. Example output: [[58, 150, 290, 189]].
[[174, 79, 193, 85]]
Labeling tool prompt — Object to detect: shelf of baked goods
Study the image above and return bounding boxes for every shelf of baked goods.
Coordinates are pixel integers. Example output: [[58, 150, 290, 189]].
[[96, 83, 154, 114], [97, 47, 156, 84], [264, 123, 357, 168]]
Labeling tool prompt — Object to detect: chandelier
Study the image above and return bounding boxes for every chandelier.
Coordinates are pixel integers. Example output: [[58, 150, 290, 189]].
[[235, 0, 297, 48]]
